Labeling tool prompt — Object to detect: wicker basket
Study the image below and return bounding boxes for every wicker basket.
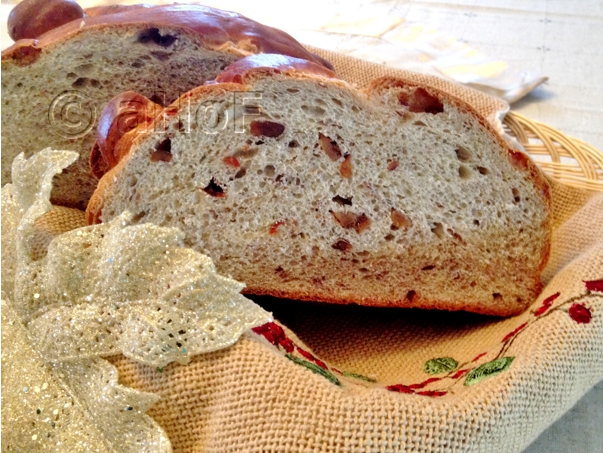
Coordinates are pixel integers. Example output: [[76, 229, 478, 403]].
[[504, 111, 603, 192]]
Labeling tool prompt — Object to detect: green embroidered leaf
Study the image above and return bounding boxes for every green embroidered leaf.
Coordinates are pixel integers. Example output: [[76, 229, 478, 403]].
[[342, 371, 377, 383], [286, 354, 342, 386], [424, 357, 458, 375], [464, 357, 515, 386]]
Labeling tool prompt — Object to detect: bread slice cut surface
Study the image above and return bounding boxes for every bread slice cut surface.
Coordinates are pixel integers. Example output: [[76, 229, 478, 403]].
[[88, 59, 551, 316]]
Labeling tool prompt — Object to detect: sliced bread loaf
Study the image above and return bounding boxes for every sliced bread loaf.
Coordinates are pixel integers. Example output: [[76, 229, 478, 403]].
[[87, 55, 551, 316], [1, 2, 331, 209]]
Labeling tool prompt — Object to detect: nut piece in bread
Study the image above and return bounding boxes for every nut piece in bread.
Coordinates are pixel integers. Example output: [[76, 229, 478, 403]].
[[1, 3, 333, 209], [87, 55, 551, 316]]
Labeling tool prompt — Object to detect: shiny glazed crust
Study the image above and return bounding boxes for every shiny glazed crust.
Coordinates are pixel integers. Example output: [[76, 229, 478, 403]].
[[2, 4, 333, 69]]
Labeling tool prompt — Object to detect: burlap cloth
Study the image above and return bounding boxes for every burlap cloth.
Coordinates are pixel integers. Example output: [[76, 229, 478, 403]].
[[33, 49, 603, 453]]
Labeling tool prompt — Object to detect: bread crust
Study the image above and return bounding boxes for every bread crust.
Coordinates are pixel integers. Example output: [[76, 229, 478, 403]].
[[2, 4, 332, 70]]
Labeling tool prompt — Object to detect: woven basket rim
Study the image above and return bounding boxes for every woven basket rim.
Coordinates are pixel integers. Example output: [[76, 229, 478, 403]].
[[505, 111, 603, 192]]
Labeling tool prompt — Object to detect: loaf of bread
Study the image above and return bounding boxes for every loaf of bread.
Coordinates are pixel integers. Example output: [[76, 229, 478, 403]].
[[87, 54, 551, 316], [1, 1, 332, 209]]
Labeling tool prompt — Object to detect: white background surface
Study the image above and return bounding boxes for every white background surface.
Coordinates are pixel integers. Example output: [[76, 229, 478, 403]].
[[2, 1, 602, 451]]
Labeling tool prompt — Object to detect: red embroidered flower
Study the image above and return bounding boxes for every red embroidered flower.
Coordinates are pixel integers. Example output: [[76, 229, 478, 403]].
[[584, 279, 603, 293], [502, 322, 528, 343], [568, 304, 592, 324], [534, 292, 560, 316]]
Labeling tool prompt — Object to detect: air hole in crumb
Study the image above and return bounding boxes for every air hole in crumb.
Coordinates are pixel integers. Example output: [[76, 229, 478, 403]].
[[149, 93, 166, 106], [473, 219, 480, 226], [136, 28, 177, 47], [406, 290, 416, 302], [512, 188, 520, 203], [458, 165, 472, 179], [264, 165, 275, 177], [455, 147, 472, 162], [332, 195, 352, 206], [72, 77, 89, 88], [131, 212, 147, 222], [384, 234, 395, 241], [151, 138, 172, 162], [431, 222, 445, 239], [421, 265, 435, 271], [202, 178, 226, 198], [493, 293, 502, 300], [234, 168, 246, 179], [413, 120, 427, 127], [288, 140, 300, 148], [301, 104, 326, 118], [470, 281, 476, 287], [74, 63, 93, 75], [477, 166, 490, 175], [150, 51, 170, 61]]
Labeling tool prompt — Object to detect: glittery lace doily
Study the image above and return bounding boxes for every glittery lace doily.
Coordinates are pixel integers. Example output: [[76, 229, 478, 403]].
[[1, 301, 172, 453], [2, 150, 272, 367], [1, 149, 273, 452]]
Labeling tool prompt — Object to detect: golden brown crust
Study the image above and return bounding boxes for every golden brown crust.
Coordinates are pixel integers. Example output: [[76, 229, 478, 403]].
[[215, 54, 336, 84], [89, 141, 108, 180], [7, 0, 85, 41], [2, 4, 332, 70], [2, 39, 42, 66], [84, 4, 150, 18], [95, 91, 162, 176]]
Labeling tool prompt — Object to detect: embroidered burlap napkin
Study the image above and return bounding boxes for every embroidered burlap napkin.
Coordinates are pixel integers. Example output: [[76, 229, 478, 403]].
[[23, 50, 603, 453]]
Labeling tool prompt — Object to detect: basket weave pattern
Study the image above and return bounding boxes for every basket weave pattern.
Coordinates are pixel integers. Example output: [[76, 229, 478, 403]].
[[505, 112, 603, 192]]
